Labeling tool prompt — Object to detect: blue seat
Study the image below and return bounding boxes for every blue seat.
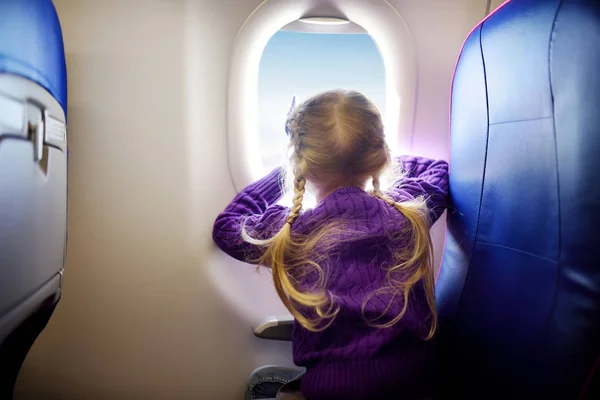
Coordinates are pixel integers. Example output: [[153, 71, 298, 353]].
[[436, 0, 600, 398], [0, 0, 68, 397]]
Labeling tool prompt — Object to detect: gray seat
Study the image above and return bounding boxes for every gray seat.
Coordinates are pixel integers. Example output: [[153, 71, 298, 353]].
[[0, 0, 68, 397]]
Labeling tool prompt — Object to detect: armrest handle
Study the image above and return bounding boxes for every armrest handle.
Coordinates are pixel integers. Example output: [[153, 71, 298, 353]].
[[252, 315, 294, 341]]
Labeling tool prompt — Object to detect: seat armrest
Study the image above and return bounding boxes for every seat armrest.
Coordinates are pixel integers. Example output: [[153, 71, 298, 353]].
[[252, 315, 294, 341]]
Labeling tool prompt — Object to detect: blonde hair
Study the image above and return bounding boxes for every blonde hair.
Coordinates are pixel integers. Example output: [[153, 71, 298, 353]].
[[243, 89, 437, 338]]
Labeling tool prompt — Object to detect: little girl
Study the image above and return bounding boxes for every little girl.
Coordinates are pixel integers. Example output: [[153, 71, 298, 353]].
[[213, 90, 449, 400]]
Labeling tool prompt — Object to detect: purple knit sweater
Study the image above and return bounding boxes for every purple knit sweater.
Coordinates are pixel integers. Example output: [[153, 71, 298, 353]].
[[213, 156, 449, 400]]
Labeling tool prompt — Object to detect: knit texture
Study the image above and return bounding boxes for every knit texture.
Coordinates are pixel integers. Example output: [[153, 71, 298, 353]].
[[213, 156, 449, 399]]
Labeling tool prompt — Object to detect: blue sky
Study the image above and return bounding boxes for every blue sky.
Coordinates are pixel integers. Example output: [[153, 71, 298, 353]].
[[257, 30, 386, 174]]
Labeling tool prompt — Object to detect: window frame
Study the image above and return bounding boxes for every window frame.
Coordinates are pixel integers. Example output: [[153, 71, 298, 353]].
[[227, 0, 417, 192]]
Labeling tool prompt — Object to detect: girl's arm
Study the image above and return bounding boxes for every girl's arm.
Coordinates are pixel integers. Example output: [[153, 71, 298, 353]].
[[212, 168, 289, 263], [388, 155, 449, 225]]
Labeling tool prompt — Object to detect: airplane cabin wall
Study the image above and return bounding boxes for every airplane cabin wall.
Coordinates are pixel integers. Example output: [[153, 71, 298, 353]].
[[14, 1, 487, 399], [15, 1, 269, 398]]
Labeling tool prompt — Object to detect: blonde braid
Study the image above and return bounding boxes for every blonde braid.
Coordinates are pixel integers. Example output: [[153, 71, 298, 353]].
[[243, 141, 338, 331], [287, 173, 306, 225], [372, 177, 396, 206], [367, 176, 437, 339]]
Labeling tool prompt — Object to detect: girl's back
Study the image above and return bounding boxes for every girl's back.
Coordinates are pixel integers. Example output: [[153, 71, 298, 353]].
[[213, 90, 448, 400]]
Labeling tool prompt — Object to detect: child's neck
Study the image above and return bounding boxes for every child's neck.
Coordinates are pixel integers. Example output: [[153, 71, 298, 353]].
[[316, 183, 366, 203]]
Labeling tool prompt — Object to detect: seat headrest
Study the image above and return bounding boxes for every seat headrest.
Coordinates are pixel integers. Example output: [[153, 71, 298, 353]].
[[0, 0, 67, 113]]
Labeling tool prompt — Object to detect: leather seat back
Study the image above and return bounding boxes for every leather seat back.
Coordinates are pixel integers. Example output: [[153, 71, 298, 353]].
[[436, 0, 600, 398]]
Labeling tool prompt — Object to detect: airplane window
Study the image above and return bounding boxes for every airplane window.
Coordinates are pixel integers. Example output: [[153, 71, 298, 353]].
[[257, 25, 386, 207]]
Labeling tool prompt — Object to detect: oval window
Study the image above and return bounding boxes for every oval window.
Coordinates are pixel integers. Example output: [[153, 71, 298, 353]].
[[257, 21, 386, 206]]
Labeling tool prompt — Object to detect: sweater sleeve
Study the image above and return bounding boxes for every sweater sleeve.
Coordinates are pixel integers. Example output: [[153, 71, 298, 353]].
[[388, 155, 449, 225], [212, 168, 289, 264]]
